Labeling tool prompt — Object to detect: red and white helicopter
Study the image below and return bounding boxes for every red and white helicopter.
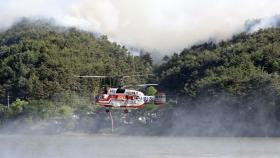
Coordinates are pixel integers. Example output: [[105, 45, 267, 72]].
[[76, 75, 166, 113]]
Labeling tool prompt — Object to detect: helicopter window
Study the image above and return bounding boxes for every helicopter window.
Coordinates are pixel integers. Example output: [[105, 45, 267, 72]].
[[116, 88, 125, 93], [96, 95, 103, 99]]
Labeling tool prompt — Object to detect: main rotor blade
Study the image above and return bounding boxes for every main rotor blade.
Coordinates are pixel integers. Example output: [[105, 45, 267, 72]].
[[75, 74, 154, 78], [136, 84, 159, 87], [74, 75, 109, 78], [123, 74, 154, 78]]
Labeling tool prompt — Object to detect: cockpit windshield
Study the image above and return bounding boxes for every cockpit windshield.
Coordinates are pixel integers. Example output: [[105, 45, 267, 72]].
[[116, 88, 125, 93]]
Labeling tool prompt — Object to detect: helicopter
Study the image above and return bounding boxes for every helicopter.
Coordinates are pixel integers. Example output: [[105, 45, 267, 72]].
[[75, 75, 166, 113]]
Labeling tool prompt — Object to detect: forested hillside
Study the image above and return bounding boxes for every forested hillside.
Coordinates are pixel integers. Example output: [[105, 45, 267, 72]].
[[0, 19, 152, 102], [157, 28, 280, 96]]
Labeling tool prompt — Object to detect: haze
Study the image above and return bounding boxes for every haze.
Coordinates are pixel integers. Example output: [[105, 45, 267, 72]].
[[0, 0, 280, 54]]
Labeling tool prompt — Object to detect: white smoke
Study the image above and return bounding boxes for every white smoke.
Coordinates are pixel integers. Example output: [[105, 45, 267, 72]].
[[246, 15, 280, 33], [1, 0, 280, 53]]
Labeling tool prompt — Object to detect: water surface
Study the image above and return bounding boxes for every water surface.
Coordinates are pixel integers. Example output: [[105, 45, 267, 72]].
[[1, 135, 280, 158]]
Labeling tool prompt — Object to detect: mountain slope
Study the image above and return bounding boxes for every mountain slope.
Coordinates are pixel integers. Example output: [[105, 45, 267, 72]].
[[157, 28, 280, 96], [0, 19, 152, 102]]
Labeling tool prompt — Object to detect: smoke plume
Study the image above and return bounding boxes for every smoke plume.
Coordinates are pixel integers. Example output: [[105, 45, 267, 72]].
[[1, 0, 280, 54]]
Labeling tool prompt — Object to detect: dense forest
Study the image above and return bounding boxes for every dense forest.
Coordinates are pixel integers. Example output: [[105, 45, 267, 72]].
[[157, 28, 280, 96], [1, 18, 280, 136]]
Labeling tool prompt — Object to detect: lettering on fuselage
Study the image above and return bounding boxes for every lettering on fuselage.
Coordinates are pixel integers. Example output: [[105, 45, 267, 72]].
[[143, 96, 155, 103]]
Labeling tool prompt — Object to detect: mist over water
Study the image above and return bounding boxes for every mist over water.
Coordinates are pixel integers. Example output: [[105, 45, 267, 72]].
[[1, 87, 279, 137], [155, 92, 280, 136]]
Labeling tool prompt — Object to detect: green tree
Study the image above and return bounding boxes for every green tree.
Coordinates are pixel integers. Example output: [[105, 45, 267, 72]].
[[10, 99, 28, 116], [146, 86, 157, 96]]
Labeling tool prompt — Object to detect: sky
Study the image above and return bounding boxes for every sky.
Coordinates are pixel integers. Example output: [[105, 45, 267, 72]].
[[0, 0, 280, 55]]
